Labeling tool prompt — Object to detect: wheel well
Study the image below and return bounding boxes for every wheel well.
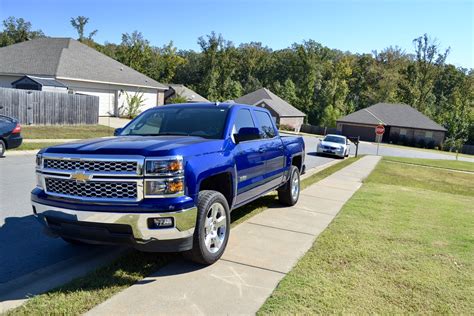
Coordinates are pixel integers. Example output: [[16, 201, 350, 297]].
[[292, 155, 302, 172], [0, 137, 6, 149], [199, 172, 233, 207]]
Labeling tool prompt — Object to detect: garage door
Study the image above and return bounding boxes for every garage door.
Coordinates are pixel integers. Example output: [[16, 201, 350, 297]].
[[341, 124, 376, 142], [75, 88, 115, 116]]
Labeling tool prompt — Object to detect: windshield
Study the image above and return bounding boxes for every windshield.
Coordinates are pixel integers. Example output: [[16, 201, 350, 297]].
[[323, 135, 346, 144], [120, 106, 229, 139]]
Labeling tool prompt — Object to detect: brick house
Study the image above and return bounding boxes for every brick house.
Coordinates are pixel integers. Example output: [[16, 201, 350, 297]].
[[337, 103, 447, 147], [234, 88, 306, 132]]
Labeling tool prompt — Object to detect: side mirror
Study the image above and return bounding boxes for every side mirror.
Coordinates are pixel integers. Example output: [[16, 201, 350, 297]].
[[114, 128, 123, 136], [234, 127, 260, 144]]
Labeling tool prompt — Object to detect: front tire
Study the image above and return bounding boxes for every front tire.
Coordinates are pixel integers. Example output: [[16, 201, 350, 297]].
[[278, 166, 300, 206], [184, 190, 230, 265]]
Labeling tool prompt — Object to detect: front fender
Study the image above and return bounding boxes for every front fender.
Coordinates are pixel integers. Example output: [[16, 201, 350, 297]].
[[184, 151, 236, 203]]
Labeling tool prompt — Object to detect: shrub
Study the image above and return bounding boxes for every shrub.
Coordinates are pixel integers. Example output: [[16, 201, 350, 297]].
[[279, 124, 295, 131], [399, 135, 407, 146], [119, 91, 145, 119], [417, 138, 426, 148], [426, 140, 435, 149]]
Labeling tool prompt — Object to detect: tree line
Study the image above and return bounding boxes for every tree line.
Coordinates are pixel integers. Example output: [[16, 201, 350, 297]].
[[1, 16, 472, 148]]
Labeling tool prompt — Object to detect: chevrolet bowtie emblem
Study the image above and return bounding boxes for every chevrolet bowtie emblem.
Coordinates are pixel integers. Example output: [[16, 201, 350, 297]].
[[71, 171, 91, 183]]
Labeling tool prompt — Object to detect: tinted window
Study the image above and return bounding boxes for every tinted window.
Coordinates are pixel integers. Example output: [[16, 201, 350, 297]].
[[254, 111, 276, 138], [120, 107, 229, 139], [233, 109, 255, 134]]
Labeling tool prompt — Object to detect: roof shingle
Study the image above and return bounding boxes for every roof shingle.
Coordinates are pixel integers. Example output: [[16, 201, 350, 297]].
[[0, 38, 166, 89], [234, 88, 305, 117], [337, 103, 447, 131]]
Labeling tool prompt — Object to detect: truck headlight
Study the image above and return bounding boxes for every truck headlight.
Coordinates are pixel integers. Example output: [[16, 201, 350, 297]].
[[36, 154, 43, 168], [145, 178, 184, 196], [145, 157, 183, 176]]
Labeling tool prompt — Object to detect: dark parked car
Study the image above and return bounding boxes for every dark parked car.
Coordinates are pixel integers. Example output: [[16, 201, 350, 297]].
[[0, 115, 22, 156]]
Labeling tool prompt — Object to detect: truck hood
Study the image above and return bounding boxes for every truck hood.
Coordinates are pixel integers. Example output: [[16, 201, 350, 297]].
[[42, 136, 223, 156]]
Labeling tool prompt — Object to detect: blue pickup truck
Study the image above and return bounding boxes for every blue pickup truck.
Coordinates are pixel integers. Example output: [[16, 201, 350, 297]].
[[32, 103, 305, 264]]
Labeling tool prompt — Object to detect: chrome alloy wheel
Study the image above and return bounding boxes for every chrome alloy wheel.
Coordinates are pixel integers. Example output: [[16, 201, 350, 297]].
[[291, 170, 300, 201], [204, 202, 227, 253]]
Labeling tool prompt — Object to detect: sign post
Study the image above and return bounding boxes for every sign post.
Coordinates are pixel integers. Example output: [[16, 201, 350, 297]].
[[375, 124, 385, 155]]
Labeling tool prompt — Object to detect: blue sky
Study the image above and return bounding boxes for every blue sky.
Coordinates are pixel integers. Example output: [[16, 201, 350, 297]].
[[0, 0, 472, 68]]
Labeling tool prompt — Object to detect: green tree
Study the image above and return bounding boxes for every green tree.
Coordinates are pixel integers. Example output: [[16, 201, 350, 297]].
[[0, 17, 44, 47], [70, 16, 97, 42], [400, 34, 449, 114], [116, 31, 153, 76], [166, 94, 188, 104]]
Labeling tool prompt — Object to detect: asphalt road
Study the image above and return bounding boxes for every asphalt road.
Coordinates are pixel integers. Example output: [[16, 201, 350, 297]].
[[0, 155, 96, 284]]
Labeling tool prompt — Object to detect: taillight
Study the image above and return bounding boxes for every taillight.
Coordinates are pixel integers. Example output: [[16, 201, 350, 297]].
[[12, 123, 21, 134]]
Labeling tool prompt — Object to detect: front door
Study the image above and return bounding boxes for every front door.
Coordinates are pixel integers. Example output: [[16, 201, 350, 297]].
[[232, 109, 267, 205], [254, 110, 285, 191]]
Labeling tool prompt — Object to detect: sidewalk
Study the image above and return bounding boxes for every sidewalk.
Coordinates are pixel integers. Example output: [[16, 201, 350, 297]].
[[88, 155, 381, 316]]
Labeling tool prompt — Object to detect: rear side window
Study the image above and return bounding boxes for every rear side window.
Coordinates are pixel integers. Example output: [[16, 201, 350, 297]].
[[233, 109, 255, 133], [254, 111, 276, 138]]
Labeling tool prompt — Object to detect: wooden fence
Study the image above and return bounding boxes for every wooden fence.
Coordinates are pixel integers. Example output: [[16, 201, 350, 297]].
[[0, 87, 99, 125]]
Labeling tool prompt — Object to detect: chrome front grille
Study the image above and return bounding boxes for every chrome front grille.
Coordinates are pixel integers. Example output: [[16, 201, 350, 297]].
[[44, 159, 138, 173], [45, 178, 138, 200]]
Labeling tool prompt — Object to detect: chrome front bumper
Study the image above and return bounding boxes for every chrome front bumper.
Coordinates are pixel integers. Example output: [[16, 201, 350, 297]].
[[32, 202, 197, 251]]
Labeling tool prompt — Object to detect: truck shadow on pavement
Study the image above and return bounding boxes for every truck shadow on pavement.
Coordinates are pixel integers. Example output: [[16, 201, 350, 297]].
[[0, 215, 96, 284]]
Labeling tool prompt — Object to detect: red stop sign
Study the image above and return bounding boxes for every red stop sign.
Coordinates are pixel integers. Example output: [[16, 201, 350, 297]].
[[375, 124, 385, 135]]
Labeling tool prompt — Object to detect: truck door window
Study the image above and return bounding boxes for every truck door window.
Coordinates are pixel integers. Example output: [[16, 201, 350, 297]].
[[254, 111, 276, 138], [233, 109, 255, 135]]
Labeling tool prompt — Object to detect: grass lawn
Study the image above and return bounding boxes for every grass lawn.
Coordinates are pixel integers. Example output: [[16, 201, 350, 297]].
[[384, 156, 474, 172], [11, 142, 64, 151], [259, 158, 473, 314], [7, 157, 361, 315], [21, 125, 114, 139]]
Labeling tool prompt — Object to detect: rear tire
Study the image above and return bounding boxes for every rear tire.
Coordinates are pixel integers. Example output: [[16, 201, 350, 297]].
[[183, 190, 230, 265], [0, 139, 5, 157], [278, 166, 300, 206]]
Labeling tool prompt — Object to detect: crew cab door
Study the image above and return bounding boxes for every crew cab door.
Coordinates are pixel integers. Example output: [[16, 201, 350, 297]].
[[253, 110, 286, 191], [232, 109, 267, 205]]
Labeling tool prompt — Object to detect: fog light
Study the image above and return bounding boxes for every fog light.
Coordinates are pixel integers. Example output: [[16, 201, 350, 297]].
[[148, 217, 174, 229]]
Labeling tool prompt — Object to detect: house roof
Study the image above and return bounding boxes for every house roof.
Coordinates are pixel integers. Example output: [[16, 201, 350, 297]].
[[234, 88, 306, 117], [0, 38, 167, 90], [165, 84, 209, 102], [337, 103, 447, 131], [12, 75, 67, 88]]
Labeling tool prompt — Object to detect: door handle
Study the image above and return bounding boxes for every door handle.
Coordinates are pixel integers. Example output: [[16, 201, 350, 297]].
[[258, 148, 265, 153]]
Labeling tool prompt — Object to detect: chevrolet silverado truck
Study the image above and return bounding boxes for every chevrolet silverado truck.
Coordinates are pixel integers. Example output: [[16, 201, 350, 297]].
[[32, 103, 305, 264]]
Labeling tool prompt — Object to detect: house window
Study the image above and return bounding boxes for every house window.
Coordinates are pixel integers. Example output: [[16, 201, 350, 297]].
[[425, 131, 433, 139], [399, 128, 407, 136]]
